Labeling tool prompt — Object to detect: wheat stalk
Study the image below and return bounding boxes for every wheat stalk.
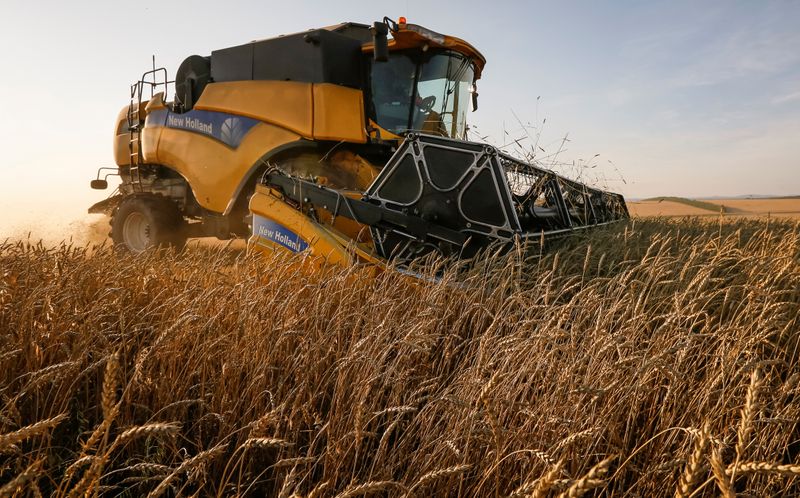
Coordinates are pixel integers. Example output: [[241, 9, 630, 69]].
[[507, 458, 564, 498], [148, 444, 226, 497], [0, 460, 41, 498], [373, 406, 417, 416], [273, 456, 318, 468], [118, 462, 171, 475], [556, 455, 614, 498], [19, 361, 78, 394], [727, 461, 800, 476], [102, 352, 120, 421], [307, 480, 330, 498], [108, 422, 181, 453], [532, 459, 565, 498], [80, 417, 113, 453], [66, 456, 108, 498], [735, 367, 763, 460], [2, 220, 800, 497], [0, 413, 66, 453], [674, 423, 710, 498], [710, 447, 734, 498], [408, 464, 471, 494], [335, 480, 408, 498], [63, 454, 97, 480], [242, 436, 291, 450]]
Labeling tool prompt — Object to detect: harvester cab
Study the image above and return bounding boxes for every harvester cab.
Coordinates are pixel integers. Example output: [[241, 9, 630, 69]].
[[89, 17, 628, 265]]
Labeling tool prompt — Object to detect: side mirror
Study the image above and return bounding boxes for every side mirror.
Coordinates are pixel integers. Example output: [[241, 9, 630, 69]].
[[471, 84, 479, 112], [91, 179, 108, 190], [371, 21, 389, 62]]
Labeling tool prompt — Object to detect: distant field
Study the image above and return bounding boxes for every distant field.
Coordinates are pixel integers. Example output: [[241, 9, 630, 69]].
[[629, 196, 800, 219]]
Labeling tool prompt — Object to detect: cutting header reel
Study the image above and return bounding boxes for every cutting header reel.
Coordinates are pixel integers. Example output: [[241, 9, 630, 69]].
[[259, 133, 628, 265]]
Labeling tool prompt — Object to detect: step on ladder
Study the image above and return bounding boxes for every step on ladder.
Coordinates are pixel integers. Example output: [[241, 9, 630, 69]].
[[126, 56, 171, 193]]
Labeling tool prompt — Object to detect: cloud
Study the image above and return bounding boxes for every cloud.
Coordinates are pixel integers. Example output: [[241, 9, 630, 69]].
[[771, 91, 800, 105], [667, 28, 800, 89], [614, 3, 800, 92]]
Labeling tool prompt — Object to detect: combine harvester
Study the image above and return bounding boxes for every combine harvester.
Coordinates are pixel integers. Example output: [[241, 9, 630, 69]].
[[90, 17, 628, 267]]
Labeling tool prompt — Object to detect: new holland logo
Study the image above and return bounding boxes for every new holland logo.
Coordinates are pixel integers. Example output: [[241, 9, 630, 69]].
[[220, 117, 246, 146], [252, 215, 309, 253], [148, 109, 260, 148], [167, 114, 213, 134]]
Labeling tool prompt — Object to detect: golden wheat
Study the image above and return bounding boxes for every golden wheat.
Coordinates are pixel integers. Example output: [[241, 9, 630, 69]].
[[0, 218, 798, 496], [529, 459, 564, 498], [0, 460, 41, 498], [735, 367, 763, 460], [0, 414, 66, 453], [557, 455, 614, 498], [710, 447, 734, 498], [674, 423, 710, 498], [148, 444, 226, 497], [335, 480, 407, 498], [408, 464, 472, 494], [101, 352, 120, 421], [728, 461, 800, 476]]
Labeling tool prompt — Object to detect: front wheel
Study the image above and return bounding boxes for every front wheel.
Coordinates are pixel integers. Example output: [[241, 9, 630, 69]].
[[111, 195, 186, 253]]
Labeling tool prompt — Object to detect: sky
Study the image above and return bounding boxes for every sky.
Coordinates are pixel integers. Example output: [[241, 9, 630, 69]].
[[1, 0, 798, 239]]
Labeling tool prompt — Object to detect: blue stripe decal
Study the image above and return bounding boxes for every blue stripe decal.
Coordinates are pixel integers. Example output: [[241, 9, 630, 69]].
[[252, 214, 309, 253], [145, 108, 259, 148]]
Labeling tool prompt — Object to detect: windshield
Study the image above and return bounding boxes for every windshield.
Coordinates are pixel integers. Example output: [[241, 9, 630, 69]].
[[371, 50, 475, 139]]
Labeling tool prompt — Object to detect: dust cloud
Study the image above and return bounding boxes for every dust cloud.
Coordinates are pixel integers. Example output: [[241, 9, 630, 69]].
[[0, 201, 112, 248]]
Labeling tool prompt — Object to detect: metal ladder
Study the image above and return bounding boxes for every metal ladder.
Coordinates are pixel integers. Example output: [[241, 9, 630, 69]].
[[126, 57, 170, 192]]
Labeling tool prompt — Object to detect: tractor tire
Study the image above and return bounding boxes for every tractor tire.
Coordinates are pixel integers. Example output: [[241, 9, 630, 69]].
[[110, 195, 186, 253]]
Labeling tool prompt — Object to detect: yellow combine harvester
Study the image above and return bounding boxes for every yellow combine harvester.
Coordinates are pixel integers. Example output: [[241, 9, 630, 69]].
[[90, 17, 628, 267]]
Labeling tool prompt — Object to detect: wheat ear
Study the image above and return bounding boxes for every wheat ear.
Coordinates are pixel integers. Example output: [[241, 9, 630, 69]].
[[102, 353, 120, 421], [408, 464, 471, 494], [0, 413, 67, 453], [727, 461, 800, 476], [710, 447, 734, 498], [674, 422, 710, 498], [242, 437, 291, 450], [511, 458, 564, 498], [334, 480, 408, 498], [148, 444, 226, 498], [307, 481, 330, 498], [556, 455, 614, 498], [0, 460, 42, 497], [108, 422, 181, 453], [735, 368, 762, 460]]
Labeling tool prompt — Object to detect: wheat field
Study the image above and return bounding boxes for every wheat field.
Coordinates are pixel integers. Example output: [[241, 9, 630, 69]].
[[628, 197, 800, 219], [1, 218, 799, 497]]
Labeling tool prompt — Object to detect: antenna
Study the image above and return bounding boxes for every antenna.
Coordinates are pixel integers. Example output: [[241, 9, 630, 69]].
[[151, 55, 157, 98]]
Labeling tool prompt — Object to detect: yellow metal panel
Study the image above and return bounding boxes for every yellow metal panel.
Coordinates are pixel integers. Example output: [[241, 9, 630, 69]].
[[367, 119, 402, 142], [312, 84, 367, 143], [144, 92, 167, 112], [114, 93, 168, 166], [362, 26, 486, 78], [194, 81, 314, 138], [141, 94, 167, 163], [113, 106, 130, 166], [248, 185, 354, 267], [249, 186, 388, 269], [155, 122, 301, 213], [114, 134, 129, 166], [140, 125, 162, 163]]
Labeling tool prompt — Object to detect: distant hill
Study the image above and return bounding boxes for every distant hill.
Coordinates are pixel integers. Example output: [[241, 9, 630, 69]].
[[628, 196, 800, 219], [697, 194, 800, 200], [641, 197, 726, 213]]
